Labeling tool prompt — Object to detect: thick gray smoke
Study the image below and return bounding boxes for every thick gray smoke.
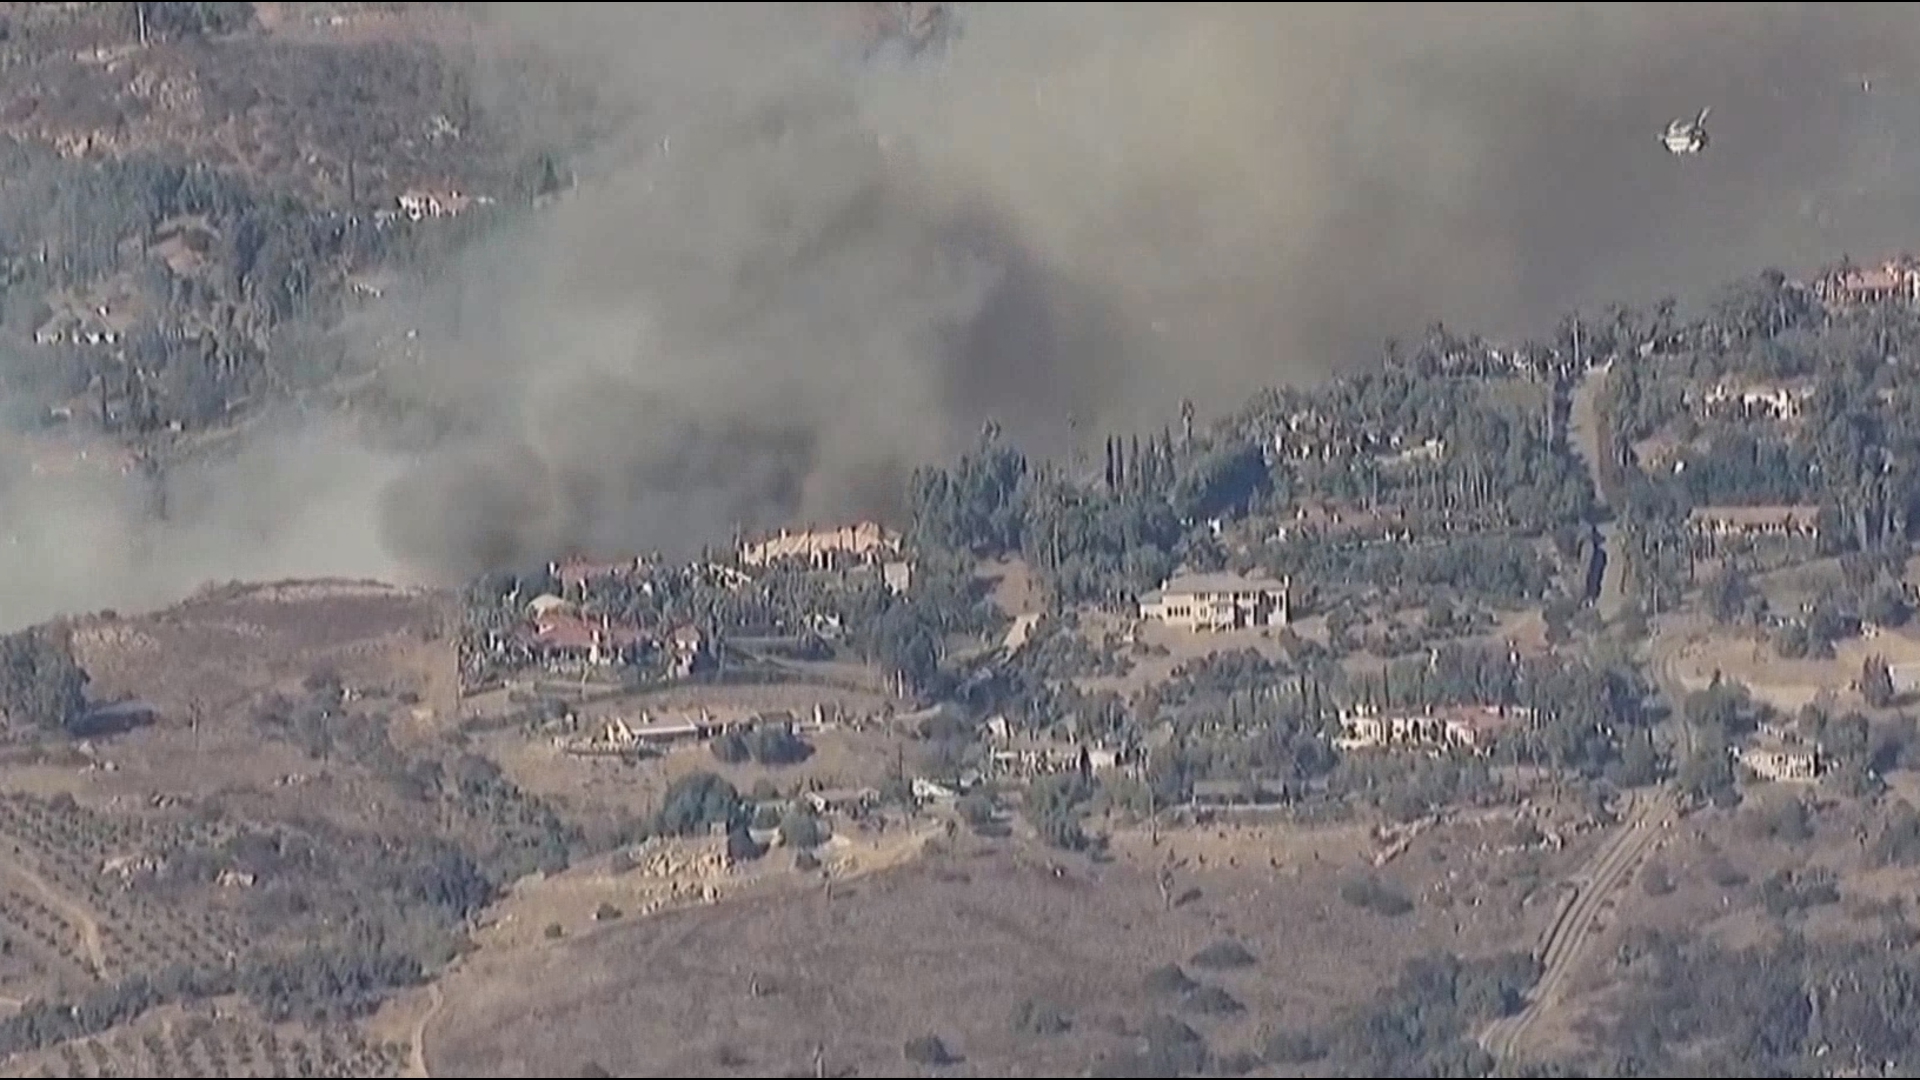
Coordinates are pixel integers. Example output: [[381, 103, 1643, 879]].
[[8, 1, 1920, 625]]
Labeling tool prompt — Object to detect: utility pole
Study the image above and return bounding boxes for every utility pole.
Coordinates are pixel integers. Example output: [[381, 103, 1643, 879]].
[[136, 2, 149, 48]]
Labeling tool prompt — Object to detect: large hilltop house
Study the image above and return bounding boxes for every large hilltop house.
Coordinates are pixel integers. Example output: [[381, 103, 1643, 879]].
[[1736, 737, 1822, 784], [524, 612, 644, 669], [1812, 256, 1920, 309], [1686, 504, 1821, 557], [740, 521, 901, 571], [1139, 572, 1291, 632]]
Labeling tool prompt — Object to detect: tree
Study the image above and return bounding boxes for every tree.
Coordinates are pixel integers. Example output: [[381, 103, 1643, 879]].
[[955, 792, 996, 830], [654, 772, 741, 836], [1704, 565, 1751, 624], [1024, 773, 1092, 851], [1863, 653, 1897, 708], [708, 731, 749, 764], [875, 606, 940, 695], [747, 725, 812, 766], [779, 808, 828, 850], [0, 629, 90, 735]]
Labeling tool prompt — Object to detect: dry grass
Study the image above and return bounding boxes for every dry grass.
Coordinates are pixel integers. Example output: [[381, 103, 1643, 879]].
[[1527, 780, 1919, 1060], [479, 723, 917, 825], [69, 579, 448, 725], [427, 812, 1580, 1078], [1662, 620, 1920, 713]]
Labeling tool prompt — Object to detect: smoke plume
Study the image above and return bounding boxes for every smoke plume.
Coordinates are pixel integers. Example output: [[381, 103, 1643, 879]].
[[8, 1, 1920, 625]]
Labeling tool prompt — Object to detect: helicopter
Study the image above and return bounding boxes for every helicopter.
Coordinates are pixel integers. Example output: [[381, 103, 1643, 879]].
[[1661, 108, 1711, 155], [850, 3, 958, 65]]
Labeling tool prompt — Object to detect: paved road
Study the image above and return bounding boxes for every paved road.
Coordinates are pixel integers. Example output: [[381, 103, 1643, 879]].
[[1479, 789, 1672, 1061], [1568, 364, 1628, 622], [1477, 360, 1706, 1064]]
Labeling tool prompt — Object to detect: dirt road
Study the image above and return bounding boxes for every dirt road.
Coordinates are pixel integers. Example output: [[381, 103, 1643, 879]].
[[11, 857, 109, 977], [406, 982, 445, 1078], [1480, 789, 1670, 1061]]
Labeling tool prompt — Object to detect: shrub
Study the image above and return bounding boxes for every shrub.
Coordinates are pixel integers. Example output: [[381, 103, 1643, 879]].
[[1263, 1028, 1326, 1064], [1338, 873, 1414, 917], [1702, 855, 1748, 888], [726, 827, 765, 863], [956, 792, 997, 829], [1189, 939, 1256, 970], [709, 731, 749, 764], [1639, 859, 1675, 897], [1142, 964, 1196, 998], [903, 1035, 954, 1066], [1183, 985, 1243, 1016], [1009, 998, 1071, 1037], [779, 809, 828, 850]]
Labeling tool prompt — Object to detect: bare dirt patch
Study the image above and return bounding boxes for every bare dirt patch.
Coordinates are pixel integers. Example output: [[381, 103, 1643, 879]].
[[1663, 622, 1920, 713], [1075, 616, 1294, 698]]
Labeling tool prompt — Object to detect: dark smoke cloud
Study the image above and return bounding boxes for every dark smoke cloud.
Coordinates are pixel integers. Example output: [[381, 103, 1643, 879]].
[[9, 1, 1920, 624], [373, 1, 1920, 580]]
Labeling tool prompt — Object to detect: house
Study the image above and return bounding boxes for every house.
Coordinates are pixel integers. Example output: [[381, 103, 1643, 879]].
[[803, 787, 879, 817], [1686, 505, 1821, 555], [883, 559, 914, 595], [557, 711, 731, 756], [525, 593, 573, 620], [550, 556, 647, 595], [987, 734, 1132, 780], [33, 302, 137, 347], [1890, 661, 1920, 698], [740, 522, 901, 570], [1691, 380, 1816, 424], [1377, 437, 1446, 469], [1333, 704, 1525, 754], [396, 187, 492, 220], [1439, 707, 1522, 750], [525, 614, 643, 668], [1736, 739, 1822, 783], [667, 624, 711, 678], [1813, 257, 1920, 308], [1139, 572, 1290, 631], [911, 777, 958, 804]]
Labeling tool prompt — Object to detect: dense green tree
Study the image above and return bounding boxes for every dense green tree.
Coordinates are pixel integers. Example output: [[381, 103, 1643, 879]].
[[0, 629, 89, 734]]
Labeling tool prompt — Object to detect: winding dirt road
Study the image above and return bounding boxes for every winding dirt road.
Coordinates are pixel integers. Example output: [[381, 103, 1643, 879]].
[[406, 982, 445, 1078], [1479, 789, 1671, 1061]]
